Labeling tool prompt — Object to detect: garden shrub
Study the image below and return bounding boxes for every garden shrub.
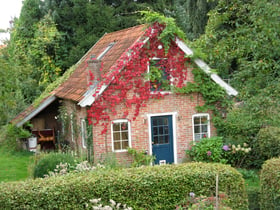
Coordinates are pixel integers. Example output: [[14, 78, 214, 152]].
[[186, 137, 228, 163], [260, 158, 280, 210], [186, 136, 252, 168], [127, 147, 155, 167], [0, 162, 248, 209], [257, 126, 280, 159], [0, 124, 30, 152], [33, 152, 76, 178]]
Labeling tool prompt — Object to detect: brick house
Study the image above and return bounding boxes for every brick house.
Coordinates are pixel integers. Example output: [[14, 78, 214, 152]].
[[12, 23, 237, 164]]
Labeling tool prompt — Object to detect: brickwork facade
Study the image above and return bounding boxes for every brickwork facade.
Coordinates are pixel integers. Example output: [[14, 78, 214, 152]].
[[91, 61, 216, 164]]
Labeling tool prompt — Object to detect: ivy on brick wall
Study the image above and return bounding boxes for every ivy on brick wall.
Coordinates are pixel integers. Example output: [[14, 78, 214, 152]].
[[87, 12, 232, 134]]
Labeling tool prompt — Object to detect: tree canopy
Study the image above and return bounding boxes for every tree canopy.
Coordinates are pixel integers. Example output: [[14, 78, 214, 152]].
[[194, 0, 280, 167]]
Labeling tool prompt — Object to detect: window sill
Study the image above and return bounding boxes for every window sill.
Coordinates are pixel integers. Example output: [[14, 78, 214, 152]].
[[113, 149, 128, 153]]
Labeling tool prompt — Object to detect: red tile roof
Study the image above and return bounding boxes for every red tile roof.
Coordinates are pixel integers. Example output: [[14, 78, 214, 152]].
[[54, 24, 146, 102]]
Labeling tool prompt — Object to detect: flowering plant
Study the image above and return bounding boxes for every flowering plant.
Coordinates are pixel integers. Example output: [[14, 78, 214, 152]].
[[176, 192, 231, 210], [186, 137, 228, 163], [224, 143, 251, 168]]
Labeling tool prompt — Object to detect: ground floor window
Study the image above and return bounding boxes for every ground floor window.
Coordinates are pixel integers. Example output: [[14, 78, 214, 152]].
[[192, 113, 210, 141], [111, 119, 131, 152]]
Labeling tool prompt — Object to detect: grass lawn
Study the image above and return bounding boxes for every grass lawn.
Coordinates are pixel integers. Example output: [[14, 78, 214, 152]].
[[0, 148, 34, 182]]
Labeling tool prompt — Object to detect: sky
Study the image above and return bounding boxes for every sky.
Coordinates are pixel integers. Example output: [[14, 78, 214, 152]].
[[0, 0, 23, 43]]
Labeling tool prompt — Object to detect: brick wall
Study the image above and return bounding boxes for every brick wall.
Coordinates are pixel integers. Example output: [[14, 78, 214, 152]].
[[92, 91, 216, 164]]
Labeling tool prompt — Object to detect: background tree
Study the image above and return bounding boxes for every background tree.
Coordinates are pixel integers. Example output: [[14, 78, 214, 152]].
[[194, 0, 280, 168], [174, 0, 217, 40], [0, 47, 25, 126]]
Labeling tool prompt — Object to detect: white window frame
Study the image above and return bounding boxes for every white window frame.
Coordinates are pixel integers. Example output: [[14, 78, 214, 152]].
[[81, 118, 87, 148], [111, 119, 131, 152], [192, 113, 210, 141], [147, 57, 173, 94]]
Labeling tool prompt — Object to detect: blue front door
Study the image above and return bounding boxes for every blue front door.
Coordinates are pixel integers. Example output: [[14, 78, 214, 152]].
[[151, 115, 174, 164]]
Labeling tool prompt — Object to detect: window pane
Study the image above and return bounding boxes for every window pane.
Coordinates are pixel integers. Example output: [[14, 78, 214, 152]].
[[194, 134, 201, 141], [152, 118, 158, 126], [113, 132, 120, 141], [194, 125, 200, 133], [159, 135, 164, 144], [122, 140, 129, 149], [163, 118, 168, 125], [201, 125, 208, 132], [113, 123, 120, 131], [121, 122, 128, 131], [153, 127, 158, 135], [164, 126, 169, 135], [153, 136, 159, 144], [194, 117, 200, 124], [201, 116, 208, 124], [114, 141, 121, 150], [159, 126, 164, 135], [121, 132, 128, 140]]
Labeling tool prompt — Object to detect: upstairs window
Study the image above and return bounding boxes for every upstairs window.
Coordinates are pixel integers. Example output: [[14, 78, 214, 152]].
[[192, 114, 210, 141], [111, 119, 131, 152], [148, 58, 171, 91]]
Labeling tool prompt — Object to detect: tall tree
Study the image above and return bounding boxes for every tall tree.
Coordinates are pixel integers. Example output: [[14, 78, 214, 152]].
[[194, 0, 280, 168], [0, 48, 25, 126], [174, 0, 217, 40]]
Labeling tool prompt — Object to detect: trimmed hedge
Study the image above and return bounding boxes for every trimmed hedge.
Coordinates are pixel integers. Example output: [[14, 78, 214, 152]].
[[260, 158, 280, 209], [0, 162, 248, 209]]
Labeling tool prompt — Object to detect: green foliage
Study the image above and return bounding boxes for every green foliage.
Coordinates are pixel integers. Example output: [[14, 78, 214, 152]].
[[147, 64, 171, 91], [98, 152, 121, 169], [194, 0, 280, 169], [33, 152, 76, 178], [127, 147, 155, 167], [0, 124, 30, 152], [257, 126, 280, 160], [141, 11, 186, 52], [237, 169, 260, 209], [260, 158, 280, 210], [0, 163, 248, 209], [174, 0, 217, 40], [0, 48, 26, 126], [175, 68, 231, 133], [186, 137, 227, 164]]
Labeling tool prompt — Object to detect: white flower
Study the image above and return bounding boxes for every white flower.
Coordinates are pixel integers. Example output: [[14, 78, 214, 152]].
[[90, 198, 101, 204], [110, 199, 116, 206]]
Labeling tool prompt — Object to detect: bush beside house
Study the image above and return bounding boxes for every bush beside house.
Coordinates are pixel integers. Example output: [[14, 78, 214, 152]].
[[0, 162, 247, 209], [260, 158, 280, 210]]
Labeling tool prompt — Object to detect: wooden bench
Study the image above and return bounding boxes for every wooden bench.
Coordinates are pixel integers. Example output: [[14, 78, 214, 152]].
[[32, 129, 55, 144]]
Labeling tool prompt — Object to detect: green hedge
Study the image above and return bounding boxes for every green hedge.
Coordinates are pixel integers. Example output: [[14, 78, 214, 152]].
[[260, 158, 280, 209], [0, 162, 248, 209]]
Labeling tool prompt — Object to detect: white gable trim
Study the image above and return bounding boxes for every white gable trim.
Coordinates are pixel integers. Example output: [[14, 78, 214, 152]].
[[16, 95, 57, 127], [175, 38, 238, 96]]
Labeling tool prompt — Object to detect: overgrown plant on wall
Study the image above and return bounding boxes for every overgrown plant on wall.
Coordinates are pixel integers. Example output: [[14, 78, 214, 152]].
[[57, 105, 80, 156], [87, 12, 232, 134]]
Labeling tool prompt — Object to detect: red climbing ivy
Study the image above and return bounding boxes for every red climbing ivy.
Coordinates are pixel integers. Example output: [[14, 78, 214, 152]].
[[87, 22, 192, 134]]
